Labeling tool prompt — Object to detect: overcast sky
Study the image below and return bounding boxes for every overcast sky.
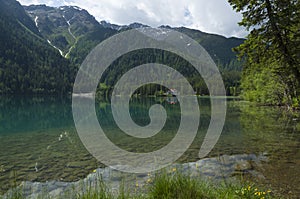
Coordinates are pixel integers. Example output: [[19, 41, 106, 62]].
[[18, 0, 247, 38]]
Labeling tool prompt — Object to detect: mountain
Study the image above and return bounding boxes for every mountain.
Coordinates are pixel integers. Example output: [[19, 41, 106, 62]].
[[24, 4, 244, 70], [24, 5, 107, 58], [0, 0, 75, 94], [23, 5, 154, 65], [100, 21, 149, 30], [100, 20, 123, 30], [0, 1, 245, 95], [171, 27, 244, 71]]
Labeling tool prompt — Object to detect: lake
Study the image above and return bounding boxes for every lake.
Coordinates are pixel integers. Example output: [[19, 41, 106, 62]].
[[0, 96, 299, 197]]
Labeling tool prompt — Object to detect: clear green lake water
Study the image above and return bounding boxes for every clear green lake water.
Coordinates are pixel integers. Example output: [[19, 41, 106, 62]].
[[0, 96, 299, 197]]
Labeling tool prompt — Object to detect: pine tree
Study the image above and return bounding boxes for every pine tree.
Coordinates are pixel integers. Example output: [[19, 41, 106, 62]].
[[229, 0, 300, 107]]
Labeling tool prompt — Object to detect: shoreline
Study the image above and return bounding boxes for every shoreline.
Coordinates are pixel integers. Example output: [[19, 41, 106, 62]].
[[3, 153, 267, 198]]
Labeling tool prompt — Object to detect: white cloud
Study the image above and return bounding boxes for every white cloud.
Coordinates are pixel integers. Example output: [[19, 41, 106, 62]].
[[18, 0, 248, 38]]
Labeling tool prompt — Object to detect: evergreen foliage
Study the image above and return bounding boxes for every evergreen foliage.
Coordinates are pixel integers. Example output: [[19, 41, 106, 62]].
[[0, 0, 245, 96], [0, 0, 76, 95], [229, 0, 300, 107]]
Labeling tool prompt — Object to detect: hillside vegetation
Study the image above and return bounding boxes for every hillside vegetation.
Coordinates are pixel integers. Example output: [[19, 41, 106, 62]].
[[0, 0, 245, 96]]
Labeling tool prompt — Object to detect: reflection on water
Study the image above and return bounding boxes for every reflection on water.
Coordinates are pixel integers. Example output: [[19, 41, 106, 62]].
[[237, 103, 300, 197], [0, 96, 73, 134], [0, 96, 299, 197]]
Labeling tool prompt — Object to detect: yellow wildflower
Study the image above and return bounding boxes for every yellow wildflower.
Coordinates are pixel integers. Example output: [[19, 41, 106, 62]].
[[172, 168, 176, 172], [247, 186, 251, 191], [93, 169, 97, 173]]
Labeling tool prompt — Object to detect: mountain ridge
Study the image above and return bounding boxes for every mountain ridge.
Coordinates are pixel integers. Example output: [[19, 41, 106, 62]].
[[23, 4, 244, 71], [0, 0, 244, 95]]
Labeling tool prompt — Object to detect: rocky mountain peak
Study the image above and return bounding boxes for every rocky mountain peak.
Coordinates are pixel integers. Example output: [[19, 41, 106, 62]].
[[24, 4, 102, 57]]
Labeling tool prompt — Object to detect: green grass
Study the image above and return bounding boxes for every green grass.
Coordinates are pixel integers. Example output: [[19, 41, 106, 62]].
[[1, 171, 276, 199], [147, 171, 274, 199]]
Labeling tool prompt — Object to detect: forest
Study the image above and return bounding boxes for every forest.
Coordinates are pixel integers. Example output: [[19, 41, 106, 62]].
[[0, 0, 244, 96], [0, 0, 76, 95], [2, 0, 299, 108]]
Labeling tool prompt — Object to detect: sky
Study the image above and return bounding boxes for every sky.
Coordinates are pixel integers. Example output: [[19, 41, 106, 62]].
[[18, 0, 248, 38]]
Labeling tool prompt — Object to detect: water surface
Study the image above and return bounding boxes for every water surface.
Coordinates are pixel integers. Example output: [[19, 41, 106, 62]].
[[0, 96, 299, 197]]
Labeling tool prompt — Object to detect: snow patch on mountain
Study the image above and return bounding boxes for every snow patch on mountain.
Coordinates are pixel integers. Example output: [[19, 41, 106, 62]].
[[34, 16, 39, 28], [47, 40, 64, 57]]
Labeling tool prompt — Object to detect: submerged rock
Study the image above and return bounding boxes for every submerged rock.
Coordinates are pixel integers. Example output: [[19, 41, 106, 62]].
[[3, 153, 267, 198]]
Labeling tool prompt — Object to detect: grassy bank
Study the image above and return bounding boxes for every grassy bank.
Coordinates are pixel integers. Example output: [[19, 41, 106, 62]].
[[2, 170, 275, 199]]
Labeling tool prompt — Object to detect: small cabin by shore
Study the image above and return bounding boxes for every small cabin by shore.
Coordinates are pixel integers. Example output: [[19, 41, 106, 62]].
[[166, 88, 178, 96]]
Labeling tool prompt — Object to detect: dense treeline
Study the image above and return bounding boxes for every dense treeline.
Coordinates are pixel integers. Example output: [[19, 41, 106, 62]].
[[96, 49, 242, 97], [229, 0, 300, 107], [174, 27, 244, 71], [0, 0, 244, 96], [0, 0, 76, 95], [73, 30, 244, 97]]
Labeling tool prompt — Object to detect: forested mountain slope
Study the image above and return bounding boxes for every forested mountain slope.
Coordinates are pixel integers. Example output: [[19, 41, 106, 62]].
[[0, 0, 245, 95], [0, 0, 75, 94]]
